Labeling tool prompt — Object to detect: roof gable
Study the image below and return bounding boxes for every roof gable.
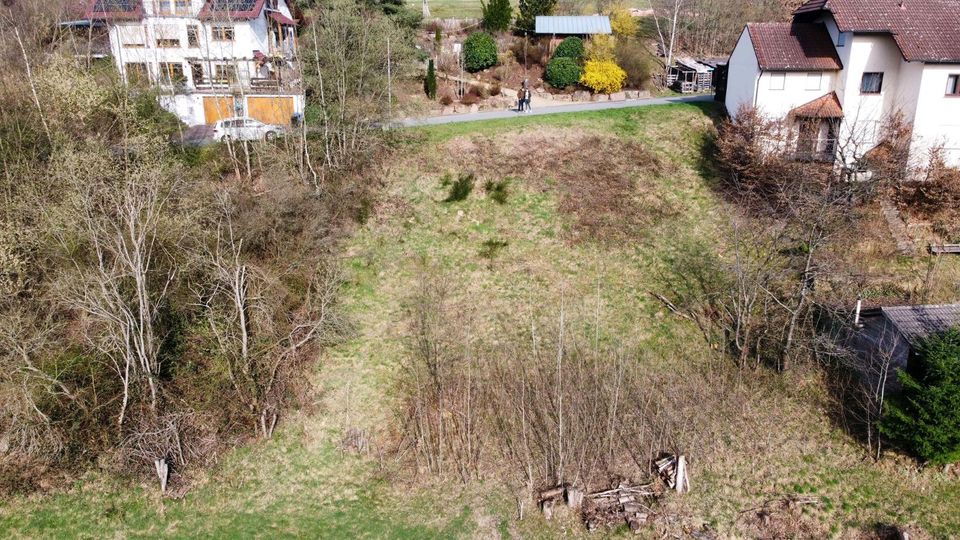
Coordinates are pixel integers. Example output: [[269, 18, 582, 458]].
[[793, 0, 960, 62], [748, 22, 843, 71]]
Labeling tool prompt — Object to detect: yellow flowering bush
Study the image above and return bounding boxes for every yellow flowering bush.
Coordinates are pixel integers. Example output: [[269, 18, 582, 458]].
[[580, 60, 627, 94], [609, 6, 638, 37], [585, 34, 616, 62]]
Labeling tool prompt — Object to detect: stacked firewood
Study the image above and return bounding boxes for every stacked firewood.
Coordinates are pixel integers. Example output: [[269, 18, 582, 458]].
[[582, 482, 656, 533], [655, 454, 690, 493]]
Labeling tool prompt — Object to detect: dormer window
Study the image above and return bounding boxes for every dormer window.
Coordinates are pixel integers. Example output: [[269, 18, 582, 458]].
[[837, 33, 846, 47]]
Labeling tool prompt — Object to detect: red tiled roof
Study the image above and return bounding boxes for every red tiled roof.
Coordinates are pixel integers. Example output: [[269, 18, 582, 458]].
[[86, 0, 143, 20], [198, 0, 266, 21], [748, 23, 843, 71], [268, 11, 297, 25], [790, 92, 844, 118], [793, 0, 960, 62]]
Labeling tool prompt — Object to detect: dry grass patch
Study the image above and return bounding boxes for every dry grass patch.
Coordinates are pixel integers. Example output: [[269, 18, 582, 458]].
[[438, 129, 674, 243]]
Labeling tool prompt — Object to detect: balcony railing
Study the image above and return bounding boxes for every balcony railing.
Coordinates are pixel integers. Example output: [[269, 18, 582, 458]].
[[191, 76, 301, 94]]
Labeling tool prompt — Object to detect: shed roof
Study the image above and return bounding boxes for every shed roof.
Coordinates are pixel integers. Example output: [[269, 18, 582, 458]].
[[879, 304, 960, 346], [793, 0, 960, 62], [535, 16, 612, 35], [747, 22, 843, 71], [675, 57, 713, 73]]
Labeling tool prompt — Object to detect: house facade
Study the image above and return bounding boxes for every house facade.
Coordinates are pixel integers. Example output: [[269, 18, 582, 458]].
[[87, 0, 304, 126], [725, 0, 960, 168]]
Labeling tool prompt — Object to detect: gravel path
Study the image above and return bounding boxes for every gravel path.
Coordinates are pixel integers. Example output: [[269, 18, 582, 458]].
[[397, 93, 715, 127]]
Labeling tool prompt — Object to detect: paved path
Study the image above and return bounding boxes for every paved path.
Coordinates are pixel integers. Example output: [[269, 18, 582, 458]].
[[398, 94, 715, 127]]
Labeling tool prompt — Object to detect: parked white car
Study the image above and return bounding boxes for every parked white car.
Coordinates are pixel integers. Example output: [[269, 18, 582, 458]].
[[213, 117, 283, 142]]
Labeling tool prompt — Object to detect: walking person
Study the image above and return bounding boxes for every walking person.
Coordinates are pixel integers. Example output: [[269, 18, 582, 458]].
[[524, 87, 533, 113], [516, 87, 524, 113]]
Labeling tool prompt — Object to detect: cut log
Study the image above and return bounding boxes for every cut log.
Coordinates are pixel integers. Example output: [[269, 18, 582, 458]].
[[565, 486, 584, 509], [539, 486, 565, 501]]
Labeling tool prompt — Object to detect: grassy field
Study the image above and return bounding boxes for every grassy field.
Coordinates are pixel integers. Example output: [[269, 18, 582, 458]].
[[420, 0, 650, 20], [2, 103, 959, 538]]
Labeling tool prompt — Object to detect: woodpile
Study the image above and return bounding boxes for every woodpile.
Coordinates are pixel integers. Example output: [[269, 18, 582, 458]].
[[655, 454, 690, 493], [537, 484, 585, 520], [535, 454, 692, 533], [583, 482, 656, 533]]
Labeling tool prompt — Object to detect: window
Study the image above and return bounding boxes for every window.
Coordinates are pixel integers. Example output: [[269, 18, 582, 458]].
[[837, 33, 847, 47], [214, 64, 237, 82], [947, 74, 960, 96], [769, 72, 786, 90], [159, 62, 185, 84], [806, 72, 822, 91], [125, 62, 149, 84], [118, 25, 145, 47], [156, 0, 190, 15], [187, 25, 200, 47], [860, 72, 884, 94], [155, 24, 179, 47], [211, 25, 234, 41]]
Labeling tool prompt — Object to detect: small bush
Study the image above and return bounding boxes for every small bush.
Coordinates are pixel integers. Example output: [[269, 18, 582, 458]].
[[553, 37, 584, 60], [511, 38, 547, 66], [439, 92, 454, 106], [490, 83, 502, 96], [580, 59, 627, 94], [445, 173, 475, 202], [615, 39, 653, 89], [484, 178, 510, 204], [481, 0, 512, 32], [463, 31, 498, 72], [881, 328, 960, 464], [461, 93, 481, 105], [585, 34, 616, 62], [545, 57, 582, 89], [479, 238, 509, 259], [468, 84, 489, 99]]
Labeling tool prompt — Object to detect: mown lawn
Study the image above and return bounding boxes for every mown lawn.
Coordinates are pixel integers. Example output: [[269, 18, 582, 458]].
[[2, 103, 959, 538]]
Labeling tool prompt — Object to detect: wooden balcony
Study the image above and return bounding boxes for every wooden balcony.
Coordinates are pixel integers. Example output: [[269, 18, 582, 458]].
[[191, 77, 302, 94]]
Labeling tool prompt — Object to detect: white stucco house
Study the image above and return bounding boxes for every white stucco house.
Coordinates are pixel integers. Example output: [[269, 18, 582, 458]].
[[87, 0, 304, 126], [724, 0, 960, 168]]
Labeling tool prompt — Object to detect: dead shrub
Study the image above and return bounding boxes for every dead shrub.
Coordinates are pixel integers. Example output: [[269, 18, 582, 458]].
[[460, 93, 481, 106], [439, 92, 454, 106]]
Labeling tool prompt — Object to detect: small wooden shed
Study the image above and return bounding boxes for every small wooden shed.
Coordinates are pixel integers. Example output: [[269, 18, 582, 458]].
[[667, 57, 713, 93], [846, 303, 960, 393]]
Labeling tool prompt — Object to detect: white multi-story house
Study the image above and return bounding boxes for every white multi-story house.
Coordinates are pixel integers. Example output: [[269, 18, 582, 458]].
[[87, 0, 304, 126], [725, 0, 960, 168]]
